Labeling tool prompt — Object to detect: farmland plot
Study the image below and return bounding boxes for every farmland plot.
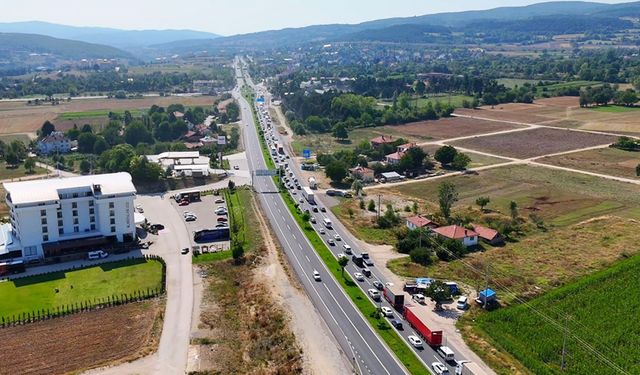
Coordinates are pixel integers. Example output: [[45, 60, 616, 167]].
[[388, 116, 525, 140]]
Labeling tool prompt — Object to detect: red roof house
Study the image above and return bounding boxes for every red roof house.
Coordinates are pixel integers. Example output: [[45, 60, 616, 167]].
[[406, 216, 438, 230], [433, 225, 478, 247], [370, 135, 395, 148], [472, 224, 504, 245]]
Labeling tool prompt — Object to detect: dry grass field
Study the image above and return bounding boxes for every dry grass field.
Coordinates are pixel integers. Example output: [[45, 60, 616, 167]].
[[387, 116, 525, 140], [451, 127, 616, 159], [0, 300, 163, 375], [0, 96, 215, 136], [539, 147, 640, 180]]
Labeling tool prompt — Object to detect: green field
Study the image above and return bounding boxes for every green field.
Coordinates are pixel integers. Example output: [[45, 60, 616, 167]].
[[537, 80, 601, 96], [0, 162, 48, 181], [590, 105, 640, 113], [475, 254, 640, 375], [378, 94, 474, 109], [0, 258, 163, 319], [0, 133, 32, 145], [497, 78, 540, 88], [58, 109, 144, 120]]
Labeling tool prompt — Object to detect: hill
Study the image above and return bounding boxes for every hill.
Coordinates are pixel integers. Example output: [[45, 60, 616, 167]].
[[0, 33, 133, 60], [0, 21, 220, 49]]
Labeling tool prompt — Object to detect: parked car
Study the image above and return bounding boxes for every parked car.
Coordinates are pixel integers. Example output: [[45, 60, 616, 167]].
[[457, 296, 468, 310], [181, 248, 190, 255], [215, 223, 227, 228], [87, 250, 108, 260], [372, 280, 384, 290], [412, 294, 426, 304], [215, 198, 225, 204], [185, 215, 197, 222], [136, 204, 144, 213], [380, 306, 393, 317], [313, 270, 321, 281], [390, 319, 404, 330], [368, 289, 381, 300], [408, 335, 423, 348], [353, 272, 364, 281], [431, 362, 449, 375], [150, 224, 164, 231], [217, 217, 228, 222], [233, 165, 239, 170], [179, 200, 189, 206]]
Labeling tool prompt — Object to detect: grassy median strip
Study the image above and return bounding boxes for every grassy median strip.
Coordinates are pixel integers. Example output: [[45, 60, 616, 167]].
[[243, 82, 428, 374]]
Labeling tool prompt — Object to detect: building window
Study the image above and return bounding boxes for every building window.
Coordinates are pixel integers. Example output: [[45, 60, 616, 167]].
[[72, 202, 77, 208], [40, 209, 46, 216], [58, 228, 64, 235], [73, 210, 78, 217], [109, 202, 114, 209], [42, 235, 49, 242], [73, 218, 79, 225], [58, 219, 63, 227], [42, 226, 48, 233], [110, 210, 115, 217], [74, 226, 79, 233], [110, 218, 115, 225], [89, 208, 94, 215], [110, 226, 116, 233], [41, 218, 47, 225], [90, 224, 96, 231], [72, 193, 78, 198], [57, 211, 62, 219], [90, 216, 95, 223], [89, 200, 94, 207]]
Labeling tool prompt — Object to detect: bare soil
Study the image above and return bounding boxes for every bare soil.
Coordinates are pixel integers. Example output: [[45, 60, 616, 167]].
[[451, 127, 616, 159], [387, 116, 524, 140], [0, 300, 164, 375]]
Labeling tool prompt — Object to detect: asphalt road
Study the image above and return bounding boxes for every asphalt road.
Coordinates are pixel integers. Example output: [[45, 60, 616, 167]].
[[233, 59, 409, 375], [238, 60, 476, 374]]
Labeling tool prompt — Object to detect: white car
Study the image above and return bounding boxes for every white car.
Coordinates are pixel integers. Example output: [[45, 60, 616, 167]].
[[136, 204, 143, 213], [183, 211, 197, 218], [333, 234, 341, 241], [380, 306, 393, 317], [353, 272, 364, 281], [319, 228, 326, 235], [310, 217, 317, 224], [214, 198, 225, 204], [431, 362, 449, 375], [215, 208, 227, 215], [327, 238, 335, 246], [408, 335, 423, 348], [313, 270, 321, 281], [342, 244, 352, 253], [368, 289, 381, 300]]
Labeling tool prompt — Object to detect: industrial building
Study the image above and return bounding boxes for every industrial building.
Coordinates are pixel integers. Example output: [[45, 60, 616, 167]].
[[1, 172, 137, 263]]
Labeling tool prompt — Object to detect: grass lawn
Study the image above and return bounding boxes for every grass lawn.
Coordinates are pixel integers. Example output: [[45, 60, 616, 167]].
[[497, 78, 540, 88], [589, 105, 640, 113], [473, 254, 640, 375], [380, 164, 640, 227], [331, 199, 397, 245], [0, 258, 163, 319], [58, 109, 144, 120], [0, 134, 32, 145], [0, 162, 48, 180], [414, 94, 474, 108]]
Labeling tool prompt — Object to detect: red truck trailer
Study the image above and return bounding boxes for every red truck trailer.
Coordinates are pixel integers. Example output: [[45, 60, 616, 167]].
[[403, 306, 443, 346], [383, 284, 405, 311]]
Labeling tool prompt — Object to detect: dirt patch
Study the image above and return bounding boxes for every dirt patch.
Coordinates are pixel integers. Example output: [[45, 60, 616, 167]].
[[388, 116, 524, 140], [452, 127, 616, 159], [0, 300, 164, 375], [538, 147, 640, 180], [456, 106, 553, 124]]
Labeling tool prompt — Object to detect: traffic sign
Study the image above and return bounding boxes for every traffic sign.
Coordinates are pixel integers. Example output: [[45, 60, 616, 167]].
[[255, 169, 277, 176], [217, 135, 226, 145], [303, 149, 312, 158]]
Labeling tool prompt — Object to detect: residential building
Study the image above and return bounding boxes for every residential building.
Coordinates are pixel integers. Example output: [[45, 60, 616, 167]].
[[37, 131, 72, 155], [2, 172, 137, 262], [406, 215, 438, 230], [349, 166, 375, 182], [370, 135, 395, 148], [385, 142, 416, 165], [432, 225, 478, 247], [472, 224, 504, 245]]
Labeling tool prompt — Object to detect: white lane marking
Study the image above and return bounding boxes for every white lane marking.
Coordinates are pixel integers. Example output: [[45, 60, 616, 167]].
[[305, 255, 310, 262]]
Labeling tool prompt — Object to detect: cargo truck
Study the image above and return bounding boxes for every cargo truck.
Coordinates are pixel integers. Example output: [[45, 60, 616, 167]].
[[383, 284, 405, 311], [455, 360, 484, 375], [403, 306, 443, 346], [308, 177, 317, 189], [302, 187, 315, 204]]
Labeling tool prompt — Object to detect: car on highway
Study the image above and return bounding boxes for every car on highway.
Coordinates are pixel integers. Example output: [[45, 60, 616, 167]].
[[337, 253, 347, 260], [408, 335, 424, 348], [313, 270, 321, 281], [296, 185, 301, 190], [372, 280, 384, 290], [312, 207, 318, 212], [333, 234, 341, 241], [319, 228, 326, 235], [390, 319, 404, 330], [353, 272, 364, 281], [431, 362, 449, 375], [320, 206, 326, 212], [342, 244, 352, 253], [310, 217, 316, 223], [364, 258, 374, 266], [299, 198, 304, 204], [380, 306, 393, 317], [215, 198, 225, 204], [327, 238, 335, 246], [367, 289, 381, 300], [181, 248, 190, 255], [362, 267, 371, 277]]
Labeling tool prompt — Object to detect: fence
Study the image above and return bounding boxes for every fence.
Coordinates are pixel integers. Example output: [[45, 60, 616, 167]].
[[0, 255, 166, 328]]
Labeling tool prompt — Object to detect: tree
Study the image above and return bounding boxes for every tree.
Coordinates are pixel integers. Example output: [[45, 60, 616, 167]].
[[9, 140, 27, 160], [100, 144, 136, 173], [325, 160, 348, 184], [410, 247, 433, 266], [79, 159, 91, 174], [438, 182, 458, 221], [434, 145, 458, 166], [332, 123, 349, 140], [368, 199, 376, 212], [228, 180, 236, 190], [124, 121, 153, 146], [40, 121, 55, 137], [93, 136, 109, 155], [348, 208, 354, 218], [129, 156, 162, 182], [425, 280, 452, 310], [302, 211, 311, 222], [351, 180, 364, 197], [615, 89, 638, 107], [232, 242, 245, 263], [5, 151, 19, 166], [476, 196, 490, 211], [509, 201, 519, 221], [77, 132, 98, 153], [451, 153, 471, 170], [24, 157, 36, 173], [338, 256, 349, 277], [414, 80, 426, 96]]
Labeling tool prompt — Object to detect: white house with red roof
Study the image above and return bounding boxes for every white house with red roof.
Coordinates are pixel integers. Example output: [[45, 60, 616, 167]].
[[472, 224, 504, 245], [385, 142, 416, 165], [349, 166, 375, 182], [433, 225, 478, 247], [405, 215, 438, 230]]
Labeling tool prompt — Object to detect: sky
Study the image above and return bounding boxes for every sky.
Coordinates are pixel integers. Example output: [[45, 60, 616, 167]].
[[0, 0, 636, 36]]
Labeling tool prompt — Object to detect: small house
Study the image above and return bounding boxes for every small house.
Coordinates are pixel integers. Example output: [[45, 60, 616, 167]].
[[384, 142, 416, 165], [370, 135, 395, 148], [406, 215, 438, 230], [350, 166, 375, 182], [432, 225, 478, 247], [472, 224, 504, 245], [37, 131, 72, 155]]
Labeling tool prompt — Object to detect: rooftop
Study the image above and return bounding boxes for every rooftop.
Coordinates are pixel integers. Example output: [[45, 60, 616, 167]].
[[4, 172, 136, 205], [472, 224, 500, 241], [433, 225, 478, 240], [370, 135, 394, 144], [406, 216, 435, 228]]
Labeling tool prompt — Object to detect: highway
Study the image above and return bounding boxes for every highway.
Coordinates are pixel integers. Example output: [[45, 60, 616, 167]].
[[237, 59, 479, 375], [232, 59, 410, 375]]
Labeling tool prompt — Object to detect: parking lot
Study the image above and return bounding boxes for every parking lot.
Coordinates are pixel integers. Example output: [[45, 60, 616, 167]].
[[172, 194, 230, 250]]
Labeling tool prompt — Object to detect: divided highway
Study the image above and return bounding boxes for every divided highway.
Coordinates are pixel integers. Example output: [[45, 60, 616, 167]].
[[232, 60, 409, 374]]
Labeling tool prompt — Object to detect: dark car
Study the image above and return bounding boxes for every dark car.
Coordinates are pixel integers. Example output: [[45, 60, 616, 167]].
[[312, 207, 319, 212], [150, 224, 165, 231], [320, 207, 326, 212], [217, 217, 228, 222], [391, 319, 404, 330], [373, 280, 384, 290], [181, 248, 190, 254]]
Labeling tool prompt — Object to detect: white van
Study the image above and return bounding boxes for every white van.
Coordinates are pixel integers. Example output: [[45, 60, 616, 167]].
[[323, 218, 332, 228], [437, 346, 455, 361], [457, 296, 468, 310], [87, 250, 109, 260]]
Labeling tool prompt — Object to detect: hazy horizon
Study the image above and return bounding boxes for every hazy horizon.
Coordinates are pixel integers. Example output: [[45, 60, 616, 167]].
[[1, 0, 637, 36]]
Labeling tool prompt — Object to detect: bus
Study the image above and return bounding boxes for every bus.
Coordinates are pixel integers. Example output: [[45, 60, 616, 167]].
[[175, 190, 201, 202]]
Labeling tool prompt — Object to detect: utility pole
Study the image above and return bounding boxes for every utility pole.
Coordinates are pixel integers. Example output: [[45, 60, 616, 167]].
[[561, 314, 569, 371], [377, 194, 381, 220]]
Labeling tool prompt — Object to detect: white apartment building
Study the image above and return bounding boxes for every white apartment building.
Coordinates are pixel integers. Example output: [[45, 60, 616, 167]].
[[37, 131, 73, 155], [1, 172, 137, 261]]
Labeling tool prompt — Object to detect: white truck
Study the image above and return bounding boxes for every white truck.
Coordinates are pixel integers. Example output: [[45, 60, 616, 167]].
[[308, 177, 317, 189], [302, 186, 315, 204]]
